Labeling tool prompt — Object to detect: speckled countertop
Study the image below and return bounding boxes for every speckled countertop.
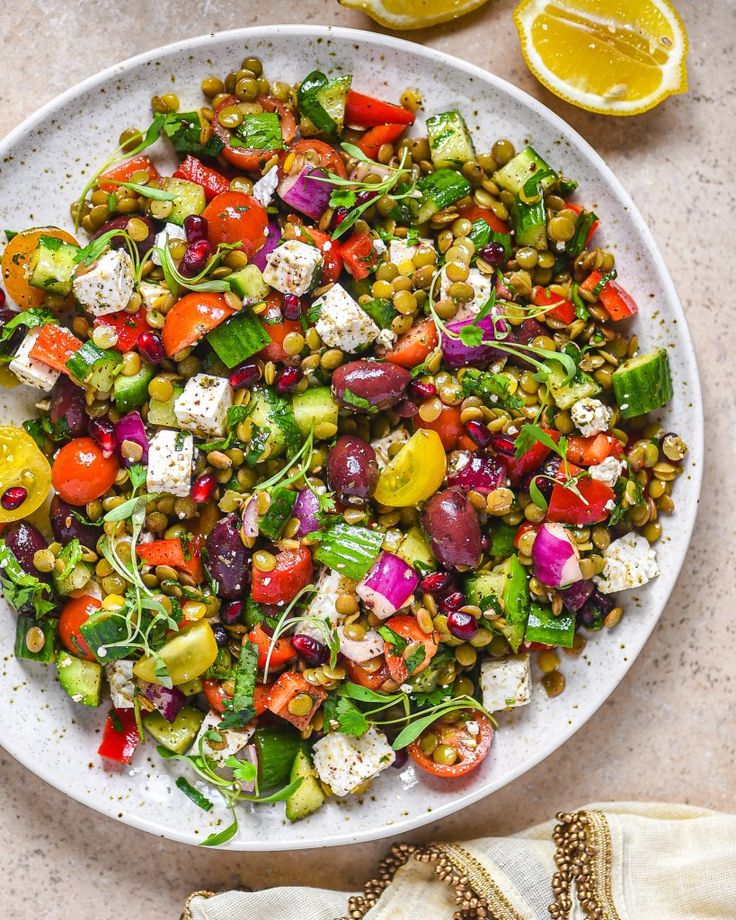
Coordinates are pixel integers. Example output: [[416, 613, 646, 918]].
[[0, 2, 732, 917]]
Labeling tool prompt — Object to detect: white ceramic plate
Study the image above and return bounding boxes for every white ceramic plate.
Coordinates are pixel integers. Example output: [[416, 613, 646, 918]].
[[0, 25, 702, 850]]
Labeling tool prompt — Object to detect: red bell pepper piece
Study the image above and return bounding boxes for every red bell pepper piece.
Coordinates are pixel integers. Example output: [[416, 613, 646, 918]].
[[502, 427, 560, 485], [248, 624, 296, 670], [531, 285, 575, 325], [29, 324, 83, 373], [566, 203, 599, 248], [98, 155, 160, 193], [580, 271, 638, 322], [137, 536, 204, 584], [251, 544, 313, 606], [98, 708, 142, 764], [266, 670, 326, 731], [257, 294, 303, 363], [345, 90, 415, 127], [566, 433, 623, 466], [357, 123, 408, 160], [173, 155, 230, 202], [93, 307, 150, 353], [546, 462, 616, 525], [340, 231, 380, 280]]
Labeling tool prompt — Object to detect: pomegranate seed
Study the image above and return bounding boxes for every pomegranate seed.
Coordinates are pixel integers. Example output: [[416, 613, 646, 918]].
[[220, 600, 244, 626], [330, 206, 348, 229], [446, 610, 478, 641], [88, 417, 116, 458], [282, 294, 302, 320], [491, 435, 516, 456], [0, 288, 5, 308], [392, 748, 409, 769], [465, 420, 492, 448], [137, 331, 165, 364], [275, 366, 303, 393], [191, 473, 217, 504], [229, 361, 262, 389], [183, 214, 208, 242], [480, 534, 490, 552], [440, 591, 465, 612], [356, 190, 377, 205], [212, 623, 229, 646], [291, 633, 329, 666], [408, 379, 436, 401], [419, 571, 452, 595], [179, 239, 212, 277], [480, 242, 505, 266], [1, 486, 27, 511]]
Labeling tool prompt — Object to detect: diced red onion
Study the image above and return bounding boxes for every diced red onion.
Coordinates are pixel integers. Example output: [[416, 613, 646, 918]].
[[251, 219, 282, 271], [278, 165, 333, 221], [293, 487, 321, 537], [532, 523, 583, 588], [441, 310, 511, 369], [241, 495, 259, 540], [356, 551, 419, 621], [447, 451, 505, 495], [560, 579, 595, 612], [113, 411, 149, 467], [336, 626, 385, 662], [141, 682, 186, 723]]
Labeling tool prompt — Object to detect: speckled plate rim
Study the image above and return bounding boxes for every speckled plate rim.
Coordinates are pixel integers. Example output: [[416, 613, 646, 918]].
[[0, 24, 703, 850]]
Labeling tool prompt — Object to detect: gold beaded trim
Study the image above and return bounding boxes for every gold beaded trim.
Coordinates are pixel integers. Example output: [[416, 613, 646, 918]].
[[550, 810, 620, 920], [180, 889, 215, 920]]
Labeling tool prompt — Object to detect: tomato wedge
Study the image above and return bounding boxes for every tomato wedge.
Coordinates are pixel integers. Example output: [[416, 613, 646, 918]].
[[386, 318, 438, 369], [258, 293, 303, 363], [458, 204, 510, 236], [284, 139, 347, 179], [162, 292, 237, 357], [343, 658, 391, 691], [98, 155, 159, 193], [546, 462, 616, 525], [414, 404, 463, 451], [215, 95, 297, 170], [408, 712, 493, 778], [251, 544, 313, 606], [383, 614, 438, 684], [340, 232, 380, 280], [357, 123, 407, 160], [137, 537, 204, 584], [566, 434, 622, 466], [172, 155, 230, 201], [203, 191, 269, 257], [203, 678, 231, 714], [58, 595, 100, 661]]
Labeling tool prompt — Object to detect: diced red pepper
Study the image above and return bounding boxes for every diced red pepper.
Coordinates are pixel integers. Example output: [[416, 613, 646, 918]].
[[502, 427, 560, 485], [566, 203, 599, 248], [98, 155, 160, 193], [251, 544, 313, 606], [29, 324, 83, 372], [93, 307, 150, 353], [531, 285, 575, 325], [266, 670, 326, 731], [546, 462, 616, 525], [580, 271, 638, 322], [356, 123, 408, 160], [248, 624, 296, 670], [566, 433, 623, 466], [98, 708, 142, 764], [137, 536, 204, 584], [340, 231, 381, 280], [173, 155, 230, 202], [345, 90, 415, 127]]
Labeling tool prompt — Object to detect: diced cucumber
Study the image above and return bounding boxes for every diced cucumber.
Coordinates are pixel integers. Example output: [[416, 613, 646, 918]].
[[66, 341, 123, 393], [314, 523, 385, 581], [178, 677, 204, 697], [253, 725, 302, 789], [465, 570, 506, 606], [113, 362, 155, 413], [415, 169, 471, 224], [228, 264, 270, 302], [29, 236, 80, 295], [56, 652, 102, 706], [524, 603, 575, 648], [79, 609, 136, 662], [204, 647, 234, 680], [285, 747, 325, 821], [546, 365, 601, 410], [612, 348, 673, 418], [426, 109, 475, 167], [466, 557, 529, 652], [15, 615, 57, 663], [259, 486, 298, 541], [494, 146, 557, 196], [298, 71, 352, 134], [316, 75, 351, 132], [407, 646, 453, 694], [396, 525, 436, 572], [162, 178, 207, 226], [145, 705, 205, 754], [510, 197, 547, 250], [148, 384, 183, 427], [488, 523, 517, 557], [244, 385, 302, 464], [206, 310, 271, 369], [291, 386, 339, 437], [360, 297, 397, 330], [52, 543, 93, 595]]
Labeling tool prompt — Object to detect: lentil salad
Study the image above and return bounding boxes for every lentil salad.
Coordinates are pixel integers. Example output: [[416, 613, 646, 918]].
[[0, 55, 688, 842]]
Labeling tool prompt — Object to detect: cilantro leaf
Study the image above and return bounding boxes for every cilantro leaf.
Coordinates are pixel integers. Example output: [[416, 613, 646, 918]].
[[199, 404, 253, 452], [217, 640, 258, 730], [128, 463, 147, 493], [329, 188, 357, 209], [377, 625, 407, 655], [513, 423, 564, 460], [224, 755, 257, 784], [230, 113, 284, 151], [0, 307, 57, 345], [0, 540, 55, 617], [162, 112, 225, 158], [324, 695, 370, 738], [404, 644, 426, 675], [459, 324, 484, 347]]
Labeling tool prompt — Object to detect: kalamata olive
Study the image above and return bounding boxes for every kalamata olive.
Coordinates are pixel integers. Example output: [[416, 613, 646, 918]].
[[331, 360, 410, 412], [212, 623, 229, 647], [220, 599, 244, 625], [447, 451, 505, 495], [579, 590, 614, 629], [205, 513, 249, 599], [505, 319, 547, 367], [3, 521, 47, 576], [50, 495, 100, 549], [327, 435, 378, 506], [49, 375, 87, 438], [422, 488, 482, 571], [92, 214, 157, 258]]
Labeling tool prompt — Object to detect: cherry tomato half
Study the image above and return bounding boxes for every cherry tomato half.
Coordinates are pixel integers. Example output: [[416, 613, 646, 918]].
[[385, 318, 438, 369], [52, 437, 118, 506], [414, 404, 463, 451], [343, 658, 391, 691], [457, 205, 509, 236], [408, 712, 494, 778], [383, 614, 439, 684], [284, 139, 347, 179], [162, 292, 237, 358], [203, 191, 268, 257], [59, 595, 100, 661]]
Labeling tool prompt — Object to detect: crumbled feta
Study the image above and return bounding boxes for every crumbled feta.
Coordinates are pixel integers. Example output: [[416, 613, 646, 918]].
[[388, 238, 433, 265], [440, 266, 493, 322], [138, 280, 170, 311], [193, 711, 254, 762], [151, 223, 187, 266], [570, 398, 613, 438], [146, 429, 194, 497], [594, 532, 659, 594], [590, 456, 624, 488], [106, 660, 136, 710], [252, 166, 279, 207], [297, 569, 356, 642], [314, 283, 380, 353], [371, 427, 409, 470], [373, 238, 387, 257], [8, 327, 60, 391], [480, 655, 532, 712], [312, 727, 395, 796], [374, 327, 397, 354], [262, 240, 323, 296], [72, 249, 134, 317], [174, 373, 233, 438], [336, 626, 385, 663]]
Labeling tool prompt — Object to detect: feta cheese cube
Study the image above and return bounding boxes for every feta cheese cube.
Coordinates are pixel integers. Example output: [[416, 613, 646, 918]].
[[193, 711, 254, 763], [72, 249, 134, 317], [440, 266, 493, 322], [174, 374, 233, 438], [297, 569, 356, 642], [8, 327, 60, 391], [314, 283, 380, 353], [147, 429, 194, 497], [480, 655, 532, 712], [151, 223, 187, 266], [594, 532, 659, 594], [262, 240, 323, 296], [138, 280, 169, 311], [570, 398, 613, 438], [388, 238, 433, 266], [371, 426, 409, 470], [252, 166, 279, 207], [105, 660, 136, 710], [312, 727, 395, 796], [589, 456, 624, 489]]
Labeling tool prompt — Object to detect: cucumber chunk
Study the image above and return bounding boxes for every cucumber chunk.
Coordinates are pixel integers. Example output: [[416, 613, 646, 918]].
[[396, 525, 436, 572], [206, 310, 270, 369], [253, 725, 301, 790], [52, 542, 93, 596], [113, 362, 155, 414], [285, 747, 325, 822], [15, 615, 57, 663], [415, 169, 471, 224], [291, 386, 339, 437], [227, 265, 270, 303], [546, 365, 601, 410], [466, 557, 529, 652], [612, 348, 673, 418], [162, 178, 207, 226], [494, 146, 557, 196], [29, 236, 80, 295], [79, 609, 136, 662], [66, 341, 123, 392], [245, 385, 302, 464], [510, 197, 547, 250], [259, 486, 298, 541], [148, 384, 183, 427], [57, 652, 102, 706], [426, 109, 475, 167], [146, 706, 205, 754]]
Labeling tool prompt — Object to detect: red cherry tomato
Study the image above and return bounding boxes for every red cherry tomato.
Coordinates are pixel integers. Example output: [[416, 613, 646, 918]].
[[458, 204, 510, 235], [546, 462, 616, 525], [52, 438, 118, 506], [58, 595, 100, 661], [203, 678, 231, 714], [203, 191, 268, 257], [258, 294, 303, 363], [162, 292, 237, 357], [284, 139, 347, 179], [214, 95, 297, 170], [383, 614, 439, 684], [414, 404, 464, 451], [385, 318, 438, 369], [408, 712, 494, 778], [343, 658, 391, 691]]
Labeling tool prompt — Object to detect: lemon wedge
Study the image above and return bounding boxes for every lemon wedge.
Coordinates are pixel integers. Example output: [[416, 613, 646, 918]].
[[513, 0, 688, 115], [339, 0, 491, 31]]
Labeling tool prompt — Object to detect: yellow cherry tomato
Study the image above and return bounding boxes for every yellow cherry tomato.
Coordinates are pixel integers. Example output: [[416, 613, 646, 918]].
[[0, 426, 52, 523], [133, 620, 218, 686], [373, 429, 447, 508]]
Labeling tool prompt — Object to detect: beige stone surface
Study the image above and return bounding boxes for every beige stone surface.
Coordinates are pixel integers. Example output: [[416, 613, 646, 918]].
[[0, 2, 732, 917]]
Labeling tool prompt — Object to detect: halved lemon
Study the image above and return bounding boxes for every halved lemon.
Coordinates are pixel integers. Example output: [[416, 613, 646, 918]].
[[514, 0, 688, 116], [339, 0, 491, 31]]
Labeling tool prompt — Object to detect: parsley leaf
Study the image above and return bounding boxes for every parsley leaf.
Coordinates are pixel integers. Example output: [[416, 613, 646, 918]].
[[0, 307, 57, 344], [128, 463, 147, 493], [218, 640, 258, 730], [162, 112, 225, 158], [329, 188, 357, 209], [377, 625, 407, 655], [459, 324, 484, 347], [324, 695, 370, 738], [404, 644, 426, 675], [231, 113, 284, 151], [0, 540, 55, 616], [224, 755, 257, 784]]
